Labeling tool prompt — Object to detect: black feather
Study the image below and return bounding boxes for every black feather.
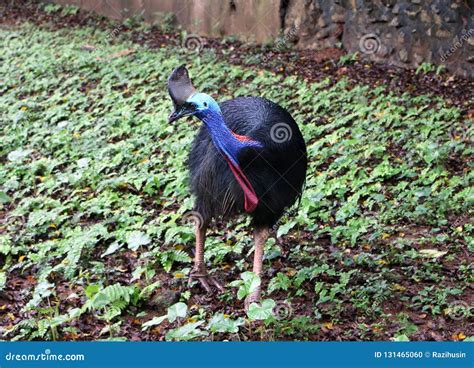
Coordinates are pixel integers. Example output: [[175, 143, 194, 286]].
[[189, 96, 307, 227]]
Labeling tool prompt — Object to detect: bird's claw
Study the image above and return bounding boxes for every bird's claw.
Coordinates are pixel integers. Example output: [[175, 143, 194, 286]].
[[188, 270, 224, 293]]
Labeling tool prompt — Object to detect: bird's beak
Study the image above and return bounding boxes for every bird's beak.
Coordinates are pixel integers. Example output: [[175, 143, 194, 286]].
[[168, 103, 195, 123]]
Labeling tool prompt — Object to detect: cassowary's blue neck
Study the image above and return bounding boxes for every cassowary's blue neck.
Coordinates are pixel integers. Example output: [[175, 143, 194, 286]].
[[195, 107, 262, 213], [196, 109, 260, 165]]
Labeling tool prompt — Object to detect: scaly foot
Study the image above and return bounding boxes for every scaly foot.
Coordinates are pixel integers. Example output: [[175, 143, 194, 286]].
[[188, 266, 224, 293]]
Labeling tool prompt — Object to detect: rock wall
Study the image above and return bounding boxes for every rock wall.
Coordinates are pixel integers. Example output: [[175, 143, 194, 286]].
[[51, 0, 281, 43], [283, 0, 474, 78], [50, 0, 474, 78]]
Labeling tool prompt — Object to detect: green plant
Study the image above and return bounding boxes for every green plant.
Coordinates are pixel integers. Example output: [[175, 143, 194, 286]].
[[338, 52, 359, 65], [0, 16, 471, 341], [42, 3, 62, 14], [62, 5, 80, 16], [415, 62, 445, 75], [229, 271, 261, 300]]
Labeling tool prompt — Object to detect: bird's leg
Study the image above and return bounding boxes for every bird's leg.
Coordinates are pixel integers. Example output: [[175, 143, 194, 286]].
[[244, 227, 269, 310], [188, 223, 224, 292]]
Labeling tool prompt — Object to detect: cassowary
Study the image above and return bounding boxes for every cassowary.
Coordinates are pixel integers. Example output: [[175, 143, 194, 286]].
[[167, 65, 307, 308]]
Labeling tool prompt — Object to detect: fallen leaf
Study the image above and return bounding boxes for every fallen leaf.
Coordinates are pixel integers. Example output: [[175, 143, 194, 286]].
[[392, 283, 406, 292], [81, 44, 97, 51], [323, 322, 334, 330], [419, 249, 448, 259], [452, 332, 466, 341], [97, 48, 135, 61]]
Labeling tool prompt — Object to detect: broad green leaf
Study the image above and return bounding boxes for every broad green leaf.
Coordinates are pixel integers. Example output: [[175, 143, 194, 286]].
[[167, 302, 187, 322], [230, 272, 261, 300], [101, 241, 123, 257], [0, 191, 11, 204], [142, 315, 167, 330], [246, 299, 276, 321], [7, 149, 32, 162], [392, 334, 410, 342], [165, 321, 207, 341], [85, 284, 100, 299], [277, 220, 297, 238], [127, 231, 151, 251], [207, 313, 244, 333], [77, 158, 89, 168]]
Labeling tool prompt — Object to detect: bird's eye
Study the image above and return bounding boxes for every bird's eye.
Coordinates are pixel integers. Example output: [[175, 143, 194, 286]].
[[203, 102, 208, 107]]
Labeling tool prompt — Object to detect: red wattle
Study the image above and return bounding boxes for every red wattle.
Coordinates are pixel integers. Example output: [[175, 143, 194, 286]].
[[223, 156, 258, 213], [231, 131, 257, 143]]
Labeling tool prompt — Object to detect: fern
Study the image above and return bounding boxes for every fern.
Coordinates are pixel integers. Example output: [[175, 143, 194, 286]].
[[100, 306, 123, 321], [8, 319, 36, 340], [85, 284, 132, 310], [62, 225, 109, 279], [139, 281, 161, 300], [102, 284, 133, 304], [158, 249, 191, 272]]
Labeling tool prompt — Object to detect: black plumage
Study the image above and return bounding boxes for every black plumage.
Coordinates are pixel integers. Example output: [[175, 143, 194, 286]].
[[167, 65, 307, 305], [189, 96, 307, 228]]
